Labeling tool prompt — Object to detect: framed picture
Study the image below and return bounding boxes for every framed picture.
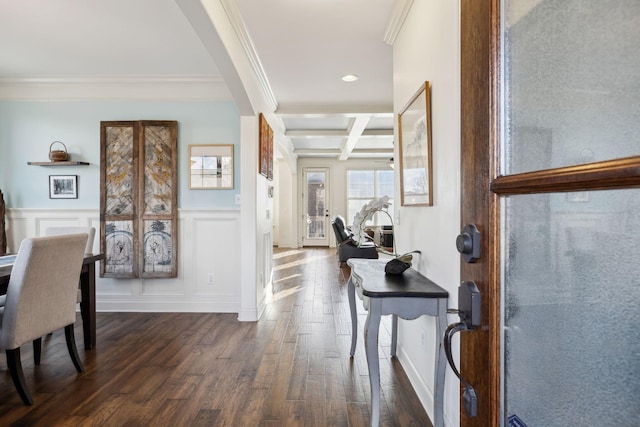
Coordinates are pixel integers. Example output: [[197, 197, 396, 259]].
[[189, 144, 234, 189], [49, 175, 78, 199], [259, 113, 274, 180], [398, 81, 433, 206]]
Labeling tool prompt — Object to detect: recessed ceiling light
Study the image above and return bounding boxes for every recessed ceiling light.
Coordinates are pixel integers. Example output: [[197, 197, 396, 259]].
[[342, 74, 359, 82]]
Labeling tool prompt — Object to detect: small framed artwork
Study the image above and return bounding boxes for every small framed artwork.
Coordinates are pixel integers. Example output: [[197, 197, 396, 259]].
[[398, 81, 433, 206], [189, 144, 234, 189], [49, 175, 78, 199]]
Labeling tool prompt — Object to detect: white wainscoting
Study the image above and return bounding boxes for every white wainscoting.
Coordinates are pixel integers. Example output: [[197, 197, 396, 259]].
[[5, 208, 241, 313]]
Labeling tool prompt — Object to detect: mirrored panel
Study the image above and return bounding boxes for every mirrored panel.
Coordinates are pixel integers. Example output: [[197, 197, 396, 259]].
[[189, 144, 234, 189]]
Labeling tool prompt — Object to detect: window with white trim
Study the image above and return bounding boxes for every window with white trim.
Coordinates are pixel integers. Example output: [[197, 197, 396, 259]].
[[346, 169, 394, 227]]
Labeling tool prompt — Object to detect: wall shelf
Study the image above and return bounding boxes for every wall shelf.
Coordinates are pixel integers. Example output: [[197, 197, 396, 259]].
[[28, 161, 90, 166]]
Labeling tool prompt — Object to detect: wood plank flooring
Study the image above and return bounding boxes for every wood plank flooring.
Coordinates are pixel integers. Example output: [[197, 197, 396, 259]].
[[0, 247, 432, 426]]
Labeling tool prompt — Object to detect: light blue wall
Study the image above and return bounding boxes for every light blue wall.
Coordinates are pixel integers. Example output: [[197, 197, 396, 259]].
[[0, 100, 240, 209]]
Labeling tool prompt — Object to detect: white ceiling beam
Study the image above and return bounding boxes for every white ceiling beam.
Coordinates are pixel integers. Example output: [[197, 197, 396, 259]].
[[286, 129, 393, 138], [294, 148, 392, 154], [293, 149, 341, 154], [219, 0, 278, 112], [339, 116, 370, 161], [175, 0, 253, 114], [275, 108, 393, 118], [362, 129, 394, 137], [292, 150, 393, 160], [286, 130, 348, 138], [351, 148, 394, 154]]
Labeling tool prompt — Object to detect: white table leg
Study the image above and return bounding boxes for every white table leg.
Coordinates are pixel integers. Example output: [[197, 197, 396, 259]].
[[390, 314, 398, 357], [365, 299, 382, 427], [348, 275, 358, 357]]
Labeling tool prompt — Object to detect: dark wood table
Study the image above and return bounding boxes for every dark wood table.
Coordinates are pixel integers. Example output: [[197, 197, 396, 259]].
[[347, 258, 449, 427], [0, 253, 104, 350]]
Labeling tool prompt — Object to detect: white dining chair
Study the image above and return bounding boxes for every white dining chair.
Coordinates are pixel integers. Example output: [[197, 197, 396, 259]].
[[0, 233, 87, 405]]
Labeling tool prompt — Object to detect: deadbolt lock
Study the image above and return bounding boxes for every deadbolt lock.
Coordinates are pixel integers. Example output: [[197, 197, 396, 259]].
[[456, 224, 480, 263]]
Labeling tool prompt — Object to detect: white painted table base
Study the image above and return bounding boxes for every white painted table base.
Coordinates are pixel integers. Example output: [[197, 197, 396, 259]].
[[347, 259, 448, 427]]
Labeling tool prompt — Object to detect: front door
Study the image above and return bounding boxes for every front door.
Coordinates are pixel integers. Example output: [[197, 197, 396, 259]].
[[460, 1, 640, 426], [302, 168, 330, 246]]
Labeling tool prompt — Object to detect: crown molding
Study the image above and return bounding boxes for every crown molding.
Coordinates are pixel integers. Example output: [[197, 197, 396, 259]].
[[220, 0, 278, 112], [0, 75, 232, 100], [384, 0, 415, 45]]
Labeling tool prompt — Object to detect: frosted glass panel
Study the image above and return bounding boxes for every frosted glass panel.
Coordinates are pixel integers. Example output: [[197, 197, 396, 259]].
[[306, 171, 326, 239], [502, 189, 640, 426], [503, 0, 640, 174]]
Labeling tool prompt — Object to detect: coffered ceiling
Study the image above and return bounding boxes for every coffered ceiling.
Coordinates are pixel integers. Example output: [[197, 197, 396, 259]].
[[0, 0, 408, 161]]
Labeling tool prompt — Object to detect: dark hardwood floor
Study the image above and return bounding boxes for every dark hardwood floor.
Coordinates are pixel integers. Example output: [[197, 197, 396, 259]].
[[0, 247, 431, 426]]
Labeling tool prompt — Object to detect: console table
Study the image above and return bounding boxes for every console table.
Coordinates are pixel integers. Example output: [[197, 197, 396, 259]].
[[347, 258, 448, 427]]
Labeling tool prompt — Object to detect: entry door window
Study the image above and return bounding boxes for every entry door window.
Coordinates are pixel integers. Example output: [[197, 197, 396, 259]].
[[502, 190, 640, 425], [500, 1, 640, 425], [305, 171, 326, 239]]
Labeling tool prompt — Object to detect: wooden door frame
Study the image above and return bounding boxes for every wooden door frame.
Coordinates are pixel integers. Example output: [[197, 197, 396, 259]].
[[460, 0, 501, 425]]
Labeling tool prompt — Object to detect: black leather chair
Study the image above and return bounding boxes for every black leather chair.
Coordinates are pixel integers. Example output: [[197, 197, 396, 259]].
[[331, 215, 378, 263]]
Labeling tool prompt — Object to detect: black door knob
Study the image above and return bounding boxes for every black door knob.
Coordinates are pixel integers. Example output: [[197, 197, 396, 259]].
[[456, 224, 480, 263], [456, 233, 473, 254]]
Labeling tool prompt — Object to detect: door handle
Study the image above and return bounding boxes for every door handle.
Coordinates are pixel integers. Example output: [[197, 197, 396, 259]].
[[445, 281, 481, 417]]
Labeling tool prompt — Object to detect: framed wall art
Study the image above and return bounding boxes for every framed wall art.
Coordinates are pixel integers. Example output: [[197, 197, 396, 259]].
[[259, 113, 274, 180], [49, 175, 78, 199], [398, 81, 433, 206], [189, 144, 234, 189], [100, 120, 178, 279]]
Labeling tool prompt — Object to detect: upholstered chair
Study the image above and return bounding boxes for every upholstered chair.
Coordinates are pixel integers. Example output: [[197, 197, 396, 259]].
[[46, 227, 95, 303], [0, 227, 94, 310], [0, 234, 87, 405], [331, 215, 379, 263], [45, 227, 96, 256]]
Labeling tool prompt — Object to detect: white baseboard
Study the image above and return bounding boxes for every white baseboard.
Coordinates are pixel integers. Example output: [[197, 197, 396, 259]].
[[397, 345, 457, 427], [237, 308, 259, 322]]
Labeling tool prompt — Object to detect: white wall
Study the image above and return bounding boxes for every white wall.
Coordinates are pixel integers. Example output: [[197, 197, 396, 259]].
[[273, 157, 298, 248], [393, 1, 461, 426]]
